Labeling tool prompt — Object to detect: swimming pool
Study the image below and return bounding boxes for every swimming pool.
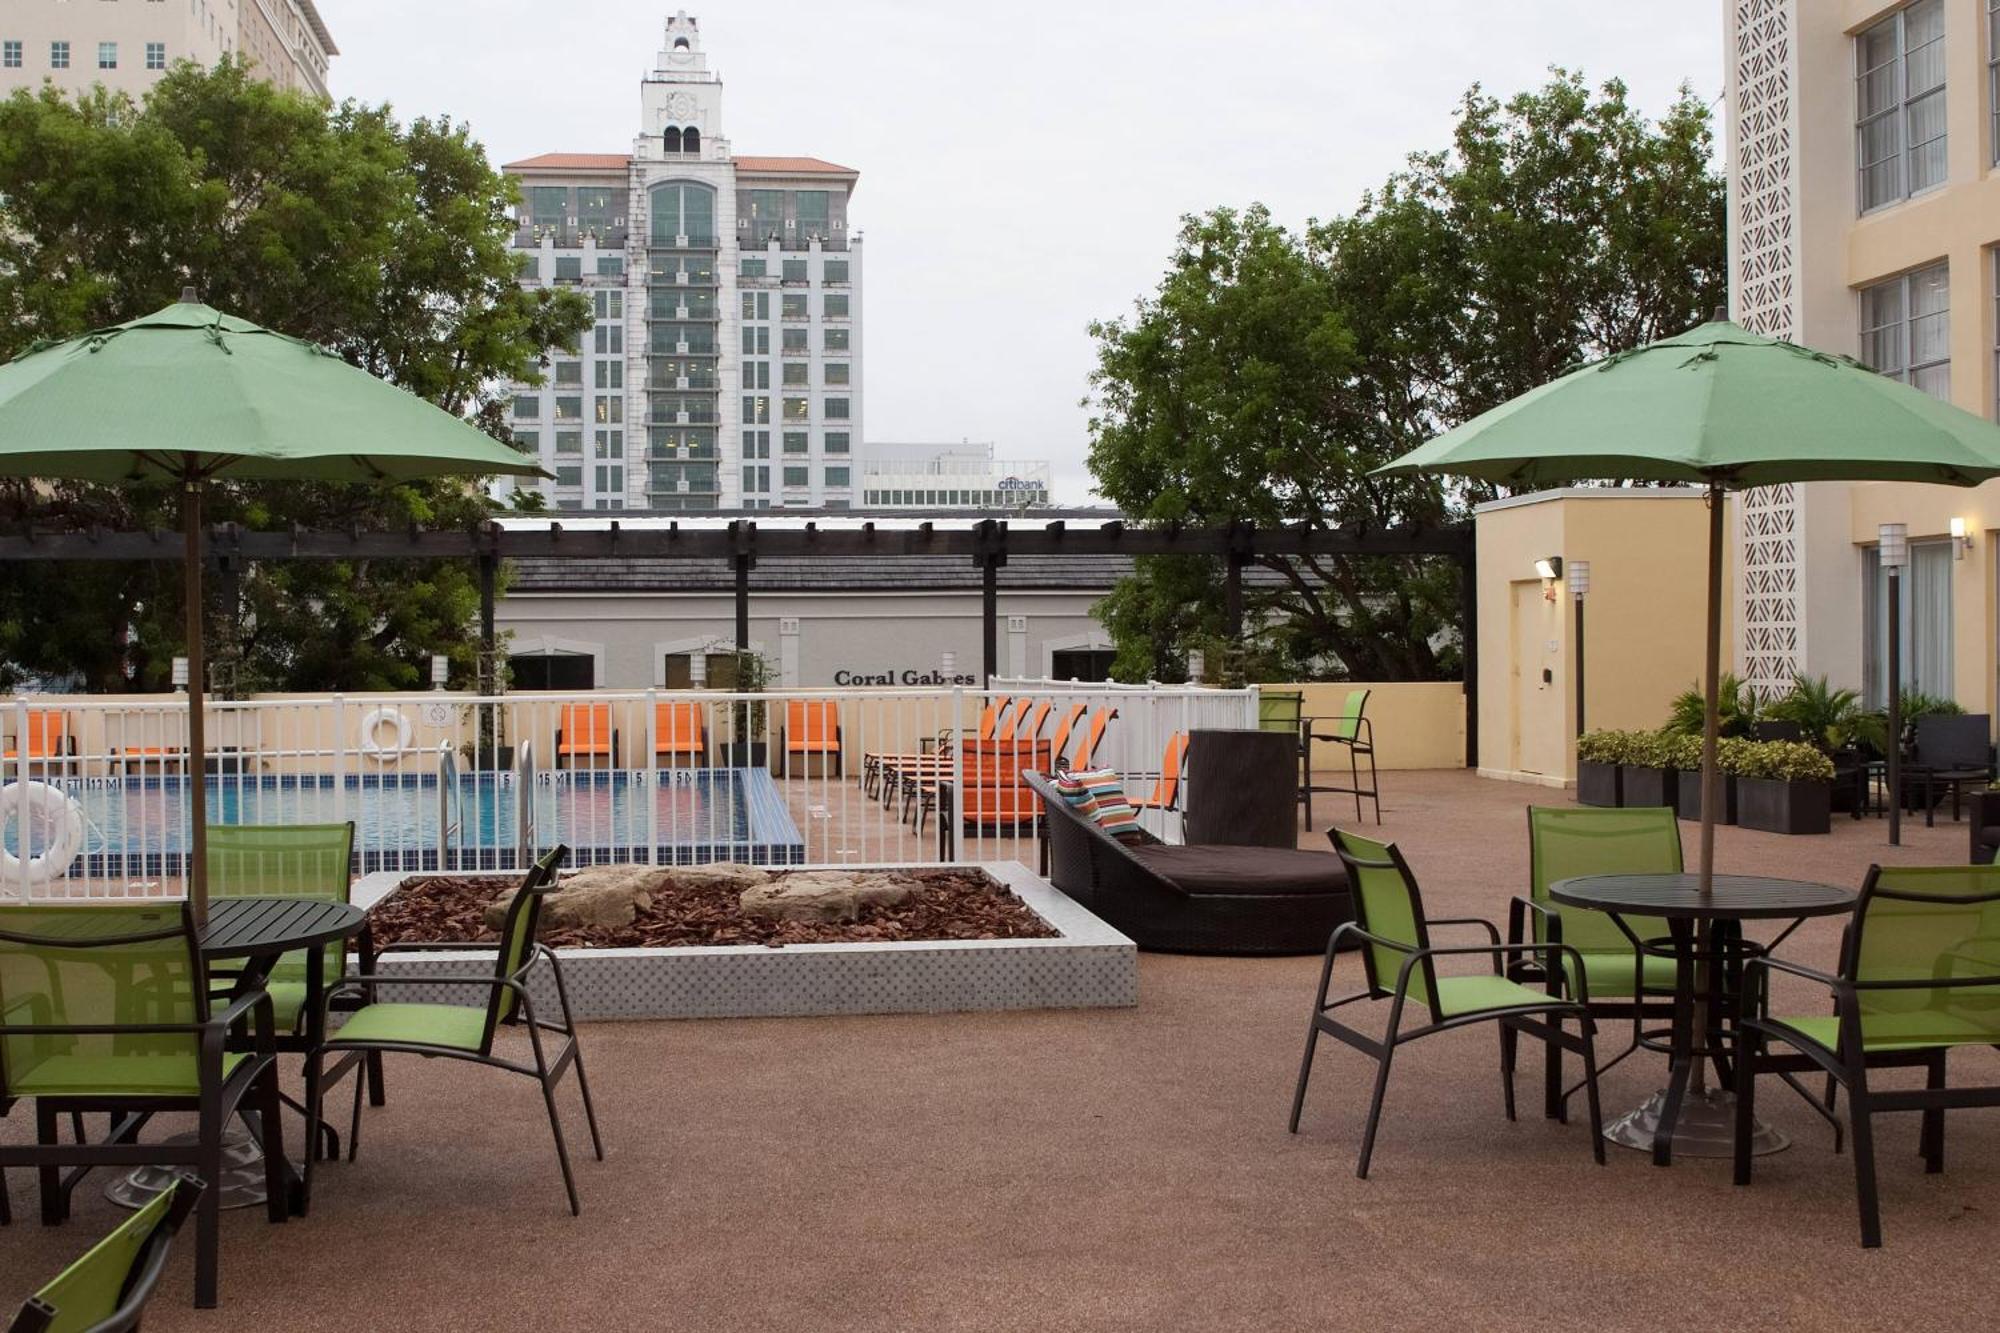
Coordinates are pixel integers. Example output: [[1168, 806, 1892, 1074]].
[[4, 768, 806, 879]]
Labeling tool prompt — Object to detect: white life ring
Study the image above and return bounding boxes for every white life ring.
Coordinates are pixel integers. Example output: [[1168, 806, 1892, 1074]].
[[0, 781, 85, 885], [358, 707, 414, 762]]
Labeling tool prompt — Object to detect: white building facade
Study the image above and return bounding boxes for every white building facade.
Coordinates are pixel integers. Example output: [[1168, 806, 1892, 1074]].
[[0, 0, 334, 101], [503, 12, 863, 513], [860, 443, 1052, 510]]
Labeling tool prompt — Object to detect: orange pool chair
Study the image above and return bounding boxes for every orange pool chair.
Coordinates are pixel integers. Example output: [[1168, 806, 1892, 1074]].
[[653, 702, 708, 766], [782, 700, 843, 777], [555, 703, 617, 769], [1130, 732, 1188, 812], [2, 711, 74, 766], [1067, 708, 1117, 770]]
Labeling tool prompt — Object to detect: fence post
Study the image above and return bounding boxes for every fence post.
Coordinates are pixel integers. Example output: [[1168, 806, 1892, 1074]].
[[949, 686, 965, 864], [645, 687, 660, 867], [331, 693, 348, 827], [11, 696, 28, 900]]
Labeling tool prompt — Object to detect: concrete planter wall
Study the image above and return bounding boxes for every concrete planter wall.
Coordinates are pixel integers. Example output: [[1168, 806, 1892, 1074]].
[[351, 861, 1137, 1021], [1737, 778, 1831, 835]]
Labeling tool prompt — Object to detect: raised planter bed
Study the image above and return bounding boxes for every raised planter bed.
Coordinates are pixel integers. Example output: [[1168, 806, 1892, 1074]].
[[351, 860, 1136, 1020], [1576, 760, 1621, 808], [1737, 777, 1831, 835], [1676, 769, 1738, 824], [1619, 764, 1678, 810]]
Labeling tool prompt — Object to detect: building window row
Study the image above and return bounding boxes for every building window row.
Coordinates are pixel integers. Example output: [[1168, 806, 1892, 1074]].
[[1856, 0, 1946, 212], [1860, 261, 1950, 400]]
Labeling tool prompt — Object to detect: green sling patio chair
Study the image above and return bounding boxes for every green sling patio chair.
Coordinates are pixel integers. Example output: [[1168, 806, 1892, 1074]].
[[1736, 864, 2000, 1248], [8, 1174, 204, 1333], [0, 902, 286, 1310], [1290, 828, 1605, 1177], [304, 844, 603, 1215], [1303, 689, 1379, 829], [1510, 805, 1682, 1120]]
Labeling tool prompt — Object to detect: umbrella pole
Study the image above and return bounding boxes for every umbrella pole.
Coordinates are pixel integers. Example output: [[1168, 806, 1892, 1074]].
[[1700, 480, 1723, 895], [182, 472, 208, 924]]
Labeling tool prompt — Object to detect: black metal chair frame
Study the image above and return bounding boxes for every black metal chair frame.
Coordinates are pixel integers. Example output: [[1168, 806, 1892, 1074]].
[[1734, 865, 2000, 1248], [1899, 714, 1994, 828], [0, 906, 288, 1310], [1302, 700, 1380, 828], [1289, 835, 1605, 1177], [7, 1175, 205, 1333], [304, 845, 604, 1216]]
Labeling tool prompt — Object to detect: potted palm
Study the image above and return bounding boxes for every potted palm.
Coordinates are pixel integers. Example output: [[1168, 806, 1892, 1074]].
[[1763, 674, 1883, 813], [722, 650, 775, 768], [1575, 730, 1626, 807], [1735, 739, 1836, 835]]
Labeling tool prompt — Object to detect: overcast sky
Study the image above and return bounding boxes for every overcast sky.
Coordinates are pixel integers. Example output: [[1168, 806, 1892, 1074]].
[[316, 1, 1723, 501]]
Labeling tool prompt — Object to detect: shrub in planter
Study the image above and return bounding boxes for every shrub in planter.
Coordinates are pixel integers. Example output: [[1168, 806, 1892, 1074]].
[[1619, 730, 1679, 810], [1575, 730, 1628, 807], [1734, 740, 1835, 835], [1668, 734, 1740, 823]]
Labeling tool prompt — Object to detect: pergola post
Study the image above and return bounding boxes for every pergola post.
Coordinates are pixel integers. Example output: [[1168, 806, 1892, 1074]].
[[477, 549, 498, 697], [974, 519, 1007, 686], [1460, 543, 1479, 770], [730, 519, 756, 656]]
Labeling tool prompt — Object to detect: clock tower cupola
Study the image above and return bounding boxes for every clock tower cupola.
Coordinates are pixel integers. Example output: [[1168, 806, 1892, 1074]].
[[638, 10, 724, 160]]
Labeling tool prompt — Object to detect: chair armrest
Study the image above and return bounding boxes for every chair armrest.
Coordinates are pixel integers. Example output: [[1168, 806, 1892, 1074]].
[[1394, 939, 1595, 1007], [1426, 916, 1501, 945], [1506, 896, 1562, 945]]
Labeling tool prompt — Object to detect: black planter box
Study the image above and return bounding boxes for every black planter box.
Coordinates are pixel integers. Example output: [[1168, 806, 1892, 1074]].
[[1737, 777, 1831, 835], [1675, 769, 1737, 823], [722, 741, 769, 768], [1577, 760, 1622, 808], [467, 745, 515, 771], [1619, 764, 1678, 810], [1969, 789, 2000, 864]]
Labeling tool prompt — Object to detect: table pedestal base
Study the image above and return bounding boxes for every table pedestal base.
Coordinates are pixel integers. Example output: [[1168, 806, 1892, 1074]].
[[105, 1130, 269, 1211], [1604, 1086, 1789, 1159]]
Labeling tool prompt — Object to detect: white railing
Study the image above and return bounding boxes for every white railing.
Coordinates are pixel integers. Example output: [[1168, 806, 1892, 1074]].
[[0, 682, 1255, 899]]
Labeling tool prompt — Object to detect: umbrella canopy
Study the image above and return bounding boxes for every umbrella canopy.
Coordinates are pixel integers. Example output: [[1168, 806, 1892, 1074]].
[[0, 298, 549, 484], [0, 295, 547, 915], [1378, 316, 2000, 887]]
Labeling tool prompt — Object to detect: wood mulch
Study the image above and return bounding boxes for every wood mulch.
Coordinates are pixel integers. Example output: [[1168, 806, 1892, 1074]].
[[368, 866, 1060, 949]]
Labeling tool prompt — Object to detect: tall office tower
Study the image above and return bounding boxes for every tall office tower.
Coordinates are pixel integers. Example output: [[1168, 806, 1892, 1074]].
[[503, 11, 863, 511], [0, 0, 335, 101]]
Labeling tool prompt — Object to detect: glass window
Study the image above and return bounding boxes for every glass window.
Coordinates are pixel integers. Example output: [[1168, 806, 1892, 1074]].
[[509, 429, 538, 452], [593, 290, 623, 319], [740, 258, 766, 278], [594, 429, 624, 459], [744, 189, 786, 243], [97, 41, 116, 69], [1863, 540, 1955, 705], [825, 466, 850, 488], [796, 190, 830, 238], [825, 431, 850, 454], [740, 430, 770, 459], [781, 294, 808, 320], [512, 395, 540, 419], [782, 259, 808, 283], [824, 362, 850, 385], [824, 397, 851, 420], [824, 327, 850, 352], [823, 294, 850, 319], [782, 361, 809, 386], [575, 187, 615, 235], [649, 181, 716, 244], [2, 41, 19, 69], [554, 464, 583, 487], [1861, 263, 1950, 399], [594, 465, 624, 493], [594, 397, 623, 424], [782, 326, 809, 352], [555, 256, 583, 283], [529, 186, 569, 228], [782, 397, 810, 422], [515, 253, 540, 282], [554, 361, 583, 385], [511, 653, 595, 690], [1991, 0, 2000, 165], [823, 260, 849, 285], [782, 431, 809, 455], [742, 396, 769, 424], [593, 325, 622, 355], [555, 396, 583, 421], [1857, 0, 1947, 211], [596, 255, 624, 278], [594, 361, 623, 390], [783, 466, 810, 488], [555, 431, 583, 454], [145, 41, 166, 70], [742, 291, 768, 320], [742, 326, 770, 355], [50, 41, 69, 69], [741, 361, 770, 389]]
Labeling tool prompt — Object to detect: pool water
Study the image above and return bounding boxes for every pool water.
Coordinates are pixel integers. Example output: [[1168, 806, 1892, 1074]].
[[3, 768, 806, 877]]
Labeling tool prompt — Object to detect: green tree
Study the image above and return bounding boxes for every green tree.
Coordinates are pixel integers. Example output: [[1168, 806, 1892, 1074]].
[[1085, 72, 1726, 681], [0, 61, 588, 691]]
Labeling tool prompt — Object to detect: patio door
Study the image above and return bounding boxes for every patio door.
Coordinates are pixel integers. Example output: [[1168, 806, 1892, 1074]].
[[1509, 580, 1564, 777]]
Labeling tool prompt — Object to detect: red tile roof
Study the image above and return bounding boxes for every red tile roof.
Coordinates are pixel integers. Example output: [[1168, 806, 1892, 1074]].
[[502, 153, 857, 177]]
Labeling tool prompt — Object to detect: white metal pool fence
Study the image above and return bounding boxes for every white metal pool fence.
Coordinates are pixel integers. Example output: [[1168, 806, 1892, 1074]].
[[1, 683, 1256, 900]]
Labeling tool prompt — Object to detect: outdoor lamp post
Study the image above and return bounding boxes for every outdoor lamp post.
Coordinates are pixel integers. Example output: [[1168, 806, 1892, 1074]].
[[430, 654, 449, 689], [1881, 522, 1908, 846], [171, 656, 189, 693], [1568, 559, 1590, 738], [940, 651, 956, 681]]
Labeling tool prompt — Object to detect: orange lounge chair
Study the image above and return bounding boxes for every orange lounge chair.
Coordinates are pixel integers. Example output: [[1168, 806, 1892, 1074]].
[[1130, 732, 1189, 811], [864, 697, 1009, 799], [914, 737, 1053, 834], [2, 710, 74, 765], [555, 702, 617, 769], [1067, 707, 1117, 770], [653, 702, 708, 766], [782, 700, 843, 777]]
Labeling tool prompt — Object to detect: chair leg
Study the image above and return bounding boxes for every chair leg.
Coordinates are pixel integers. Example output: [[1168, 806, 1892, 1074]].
[[1287, 1019, 1322, 1134], [367, 1051, 388, 1108], [259, 1067, 288, 1224], [1499, 1022, 1518, 1122], [1355, 1036, 1398, 1180], [1349, 746, 1363, 825], [570, 1040, 605, 1161], [1733, 1030, 1760, 1187], [538, 1072, 582, 1216], [1576, 1018, 1605, 1164], [35, 1101, 62, 1225], [347, 1059, 368, 1163], [1543, 1016, 1566, 1123], [1921, 1049, 1945, 1174], [1849, 1076, 1883, 1248], [303, 1047, 325, 1212], [194, 1114, 224, 1308]]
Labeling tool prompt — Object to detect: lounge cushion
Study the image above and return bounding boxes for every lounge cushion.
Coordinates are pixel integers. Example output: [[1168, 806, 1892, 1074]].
[[1126, 844, 1348, 898], [1059, 768, 1144, 843]]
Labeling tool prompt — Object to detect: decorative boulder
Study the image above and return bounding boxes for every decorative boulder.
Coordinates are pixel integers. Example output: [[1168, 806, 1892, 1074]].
[[671, 862, 772, 892], [484, 865, 667, 933], [739, 871, 915, 925]]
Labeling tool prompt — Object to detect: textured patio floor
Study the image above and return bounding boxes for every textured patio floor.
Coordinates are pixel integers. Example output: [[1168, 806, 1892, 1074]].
[[4, 769, 1997, 1331]]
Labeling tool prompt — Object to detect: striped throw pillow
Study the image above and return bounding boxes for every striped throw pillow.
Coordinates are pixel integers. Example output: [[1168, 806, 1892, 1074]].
[[1064, 767, 1144, 843]]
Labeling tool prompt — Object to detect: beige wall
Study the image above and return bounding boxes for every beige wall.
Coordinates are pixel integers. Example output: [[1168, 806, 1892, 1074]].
[[0, 0, 232, 101], [1265, 682, 1465, 771], [1475, 490, 1731, 787]]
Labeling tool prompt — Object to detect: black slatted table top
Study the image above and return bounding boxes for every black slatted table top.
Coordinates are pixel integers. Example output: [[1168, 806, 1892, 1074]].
[[198, 896, 366, 959], [1549, 873, 1856, 921]]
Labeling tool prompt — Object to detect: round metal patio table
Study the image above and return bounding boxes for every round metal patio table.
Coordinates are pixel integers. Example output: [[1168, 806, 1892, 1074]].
[[1548, 873, 1855, 1165], [106, 896, 367, 1212]]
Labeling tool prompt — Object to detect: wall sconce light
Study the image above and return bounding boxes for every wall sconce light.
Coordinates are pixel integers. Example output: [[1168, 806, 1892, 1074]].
[[1533, 555, 1564, 582], [1950, 516, 1974, 560], [1567, 559, 1590, 601], [170, 657, 189, 689], [431, 654, 450, 688]]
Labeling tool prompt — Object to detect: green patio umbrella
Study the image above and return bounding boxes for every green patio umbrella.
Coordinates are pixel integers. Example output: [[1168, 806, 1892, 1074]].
[[1378, 315, 2000, 888], [0, 292, 546, 916]]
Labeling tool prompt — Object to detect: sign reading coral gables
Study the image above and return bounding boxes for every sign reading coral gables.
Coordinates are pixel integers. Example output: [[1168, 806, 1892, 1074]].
[[832, 667, 979, 687]]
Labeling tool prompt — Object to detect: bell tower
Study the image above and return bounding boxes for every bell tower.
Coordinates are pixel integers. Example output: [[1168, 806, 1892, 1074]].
[[638, 11, 725, 160]]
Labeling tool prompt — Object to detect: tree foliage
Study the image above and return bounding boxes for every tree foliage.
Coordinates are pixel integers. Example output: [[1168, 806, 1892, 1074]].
[[0, 61, 589, 691], [1084, 72, 1726, 682]]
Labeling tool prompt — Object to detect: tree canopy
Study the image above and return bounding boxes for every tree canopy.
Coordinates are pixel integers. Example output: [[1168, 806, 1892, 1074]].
[[1084, 72, 1726, 683], [0, 60, 588, 691]]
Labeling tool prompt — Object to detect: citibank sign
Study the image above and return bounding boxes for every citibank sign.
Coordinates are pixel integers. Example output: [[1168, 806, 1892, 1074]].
[[995, 476, 1039, 492]]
